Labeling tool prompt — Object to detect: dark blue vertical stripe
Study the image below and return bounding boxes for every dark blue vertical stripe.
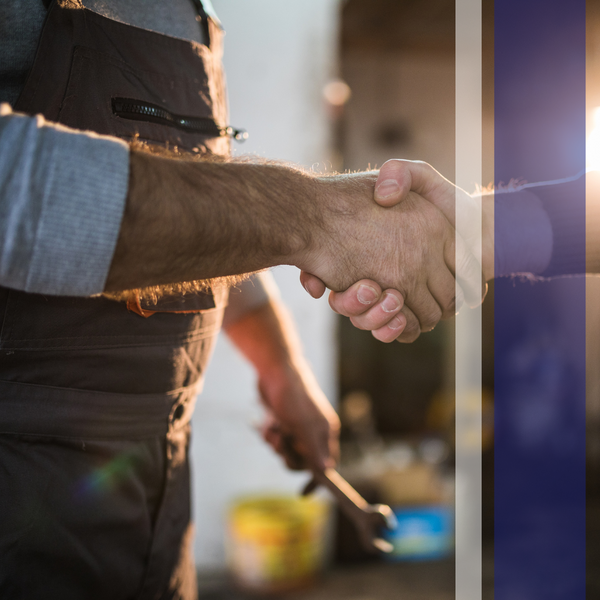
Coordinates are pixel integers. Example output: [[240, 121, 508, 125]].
[[494, 2, 587, 599]]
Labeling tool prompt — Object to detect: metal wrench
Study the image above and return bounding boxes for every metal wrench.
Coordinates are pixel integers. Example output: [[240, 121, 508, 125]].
[[274, 430, 396, 553], [304, 467, 397, 554]]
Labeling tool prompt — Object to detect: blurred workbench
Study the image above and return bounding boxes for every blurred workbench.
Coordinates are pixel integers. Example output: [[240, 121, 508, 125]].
[[197, 549, 495, 600]]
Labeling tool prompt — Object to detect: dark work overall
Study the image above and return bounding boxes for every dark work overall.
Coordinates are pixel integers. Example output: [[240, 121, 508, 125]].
[[0, 2, 234, 598]]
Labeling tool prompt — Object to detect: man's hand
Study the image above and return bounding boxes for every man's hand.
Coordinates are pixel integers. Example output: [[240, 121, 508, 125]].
[[369, 159, 550, 280], [328, 279, 408, 344], [225, 299, 339, 471], [299, 273, 409, 343], [304, 172, 482, 342], [299, 170, 483, 342], [315, 159, 558, 338], [258, 361, 340, 471]]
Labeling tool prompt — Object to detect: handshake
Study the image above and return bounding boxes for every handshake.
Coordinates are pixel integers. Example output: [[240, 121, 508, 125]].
[[296, 159, 497, 343], [108, 150, 553, 335]]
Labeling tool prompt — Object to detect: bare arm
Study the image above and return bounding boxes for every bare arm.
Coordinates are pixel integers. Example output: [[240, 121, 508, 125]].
[[224, 296, 340, 471], [105, 151, 325, 291]]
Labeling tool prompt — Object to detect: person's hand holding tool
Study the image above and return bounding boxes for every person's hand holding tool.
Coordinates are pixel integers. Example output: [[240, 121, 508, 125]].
[[224, 299, 340, 473], [258, 362, 340, 472], [270, 427, 397, 554]]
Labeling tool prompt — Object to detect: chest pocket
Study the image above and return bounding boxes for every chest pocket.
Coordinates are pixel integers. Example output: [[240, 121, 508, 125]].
[[57, 45, 232, 155]]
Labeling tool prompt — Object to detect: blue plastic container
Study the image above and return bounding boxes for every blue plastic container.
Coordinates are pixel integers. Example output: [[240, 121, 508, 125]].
[[383, 505, 454, 561]]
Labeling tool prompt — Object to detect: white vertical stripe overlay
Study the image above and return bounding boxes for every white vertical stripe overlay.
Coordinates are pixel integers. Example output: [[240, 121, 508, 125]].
[[455, 1, 483, 599]]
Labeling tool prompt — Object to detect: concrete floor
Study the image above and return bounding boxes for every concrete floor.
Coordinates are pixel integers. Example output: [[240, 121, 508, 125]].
[[198, 551, 495, 600]]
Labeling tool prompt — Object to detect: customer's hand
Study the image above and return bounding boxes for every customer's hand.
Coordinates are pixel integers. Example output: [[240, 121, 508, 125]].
[[258, 362, 340, 471], [372, 159, 494, 283], [372, 160, 560, 280]]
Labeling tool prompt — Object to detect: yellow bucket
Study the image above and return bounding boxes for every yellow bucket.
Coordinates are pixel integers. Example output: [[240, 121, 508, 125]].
[[227, 495, 328, 594]]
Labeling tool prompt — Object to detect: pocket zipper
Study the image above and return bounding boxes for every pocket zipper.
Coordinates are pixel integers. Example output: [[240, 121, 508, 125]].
[[111, 97, 248, 141]]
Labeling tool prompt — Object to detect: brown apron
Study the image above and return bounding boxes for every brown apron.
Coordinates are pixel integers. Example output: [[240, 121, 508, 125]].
[[0, 1, 238, 598]]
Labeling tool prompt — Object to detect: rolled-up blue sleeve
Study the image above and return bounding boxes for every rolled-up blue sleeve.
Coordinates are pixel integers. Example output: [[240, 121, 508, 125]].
[[0, 105, 129, 296]]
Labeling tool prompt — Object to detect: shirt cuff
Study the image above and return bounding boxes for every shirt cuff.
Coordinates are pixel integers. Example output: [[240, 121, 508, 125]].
[[493, 188, 553, 277], [535, 175, 586, 277]]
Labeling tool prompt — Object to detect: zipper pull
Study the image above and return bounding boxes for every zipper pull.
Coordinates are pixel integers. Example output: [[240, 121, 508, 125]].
[[225, 127, 249, 142]]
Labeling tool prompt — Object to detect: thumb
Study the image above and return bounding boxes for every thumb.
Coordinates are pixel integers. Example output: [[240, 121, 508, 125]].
[[374, 159, 413, 207], [300, 271, 327, 299], [375, 160, 458, 229]]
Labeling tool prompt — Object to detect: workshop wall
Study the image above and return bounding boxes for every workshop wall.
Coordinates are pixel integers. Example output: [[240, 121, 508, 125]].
[[191, 0, 341, 572]]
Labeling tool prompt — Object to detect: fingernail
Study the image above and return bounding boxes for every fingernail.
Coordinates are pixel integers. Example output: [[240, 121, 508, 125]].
[[381, 293, 400, 313], [357, 284, 378, 305], [375, 179, 401, 199], [388, 315, 404, 330]]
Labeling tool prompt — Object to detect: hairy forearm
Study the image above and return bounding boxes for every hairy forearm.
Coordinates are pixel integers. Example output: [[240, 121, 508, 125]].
[[104, 151, 326, 292], [225, 298, 339, 434]]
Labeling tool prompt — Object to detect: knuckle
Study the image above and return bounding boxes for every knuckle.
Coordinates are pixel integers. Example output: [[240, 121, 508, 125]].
[[417, 160, 432, 173], [353, 309, 390, 332], [368, 312, 391, 331], [347, 300, 370, 317]]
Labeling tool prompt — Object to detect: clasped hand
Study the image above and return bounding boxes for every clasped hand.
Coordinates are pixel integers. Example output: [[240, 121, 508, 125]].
[[300, 160, 489, 343]]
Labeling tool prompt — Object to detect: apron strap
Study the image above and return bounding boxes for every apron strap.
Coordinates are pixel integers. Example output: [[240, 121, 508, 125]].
[[189, 0, 211, 46], [189, 0, 209, 21]]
